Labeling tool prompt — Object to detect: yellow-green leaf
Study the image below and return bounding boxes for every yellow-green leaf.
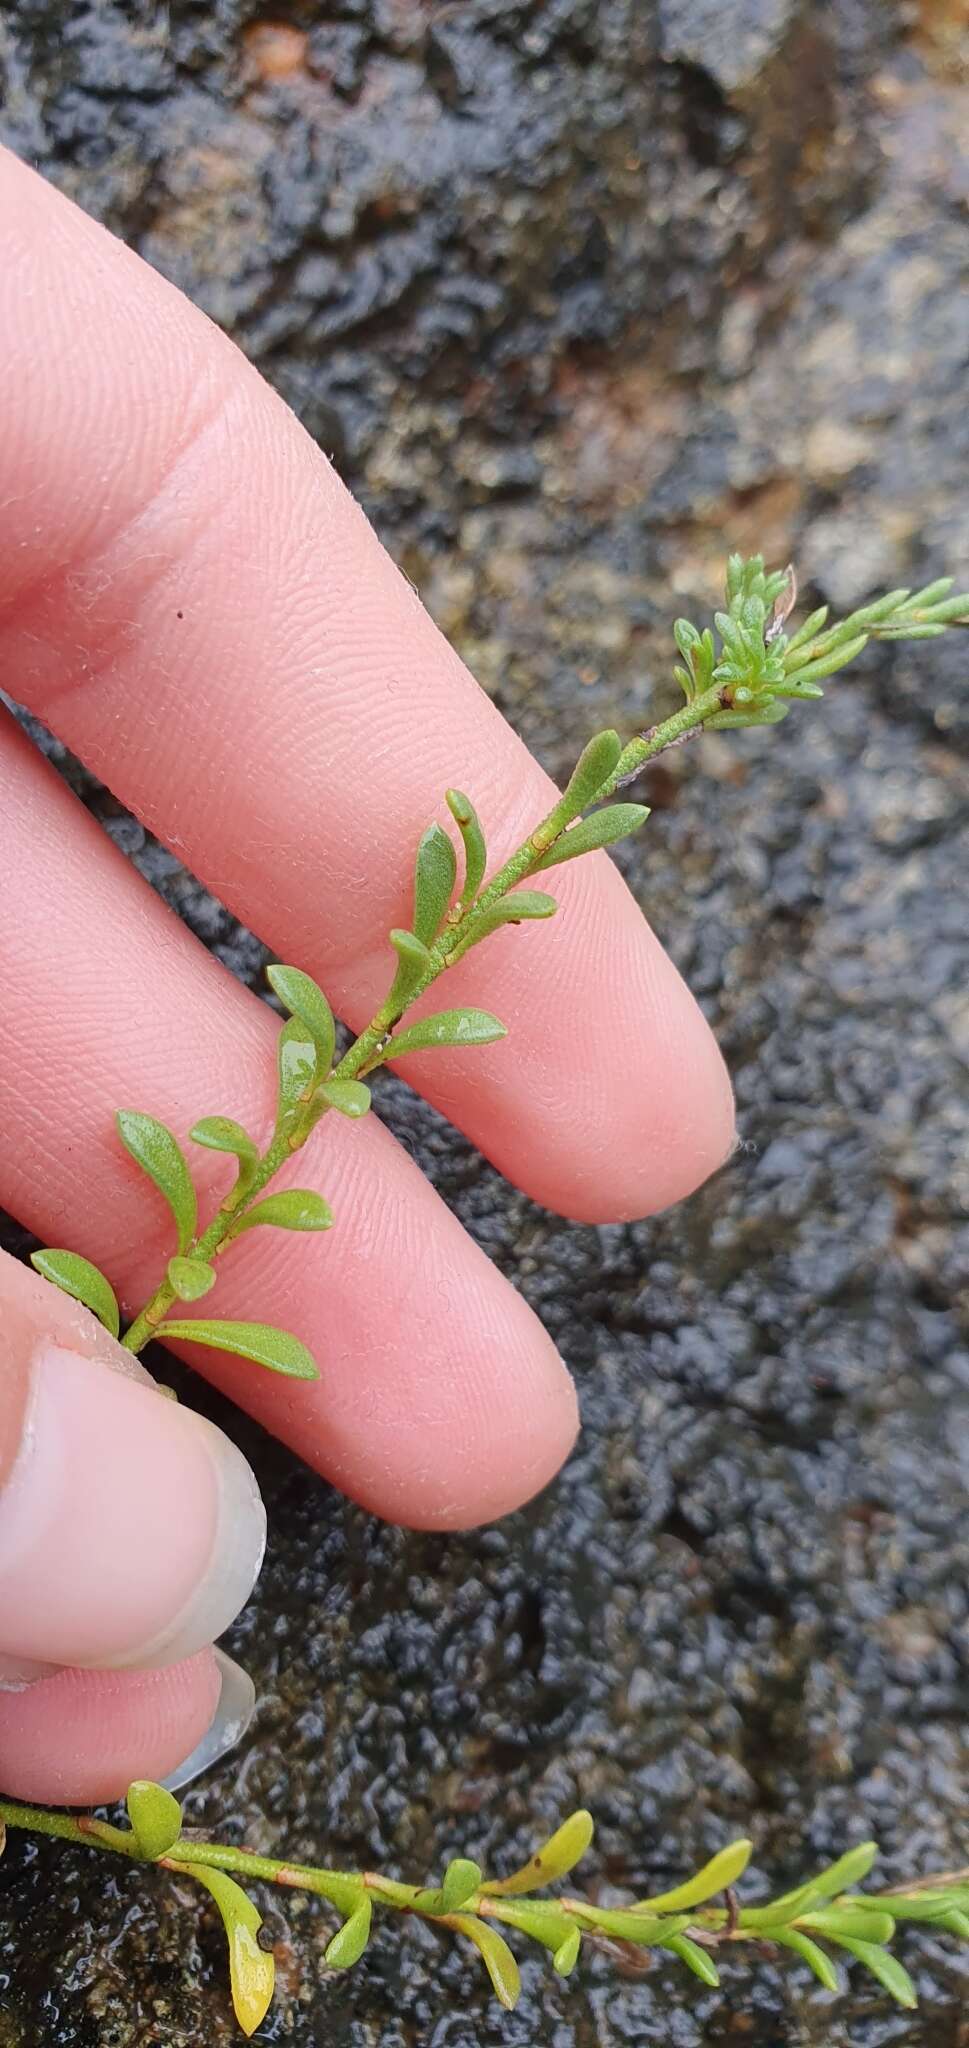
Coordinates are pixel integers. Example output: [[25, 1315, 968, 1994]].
[[662, 1933, 720, 1987], [180, 1863, 275, 2037], [126, 1781, 182, 1859], [325, 1895, 372, 1968], [637, 1839, 752, 1912], [771, 1928, 840, 1992], [449, 1915, 521, 2008], [481, 1811, 594, 1897], [825, 1935, 917, 2008]]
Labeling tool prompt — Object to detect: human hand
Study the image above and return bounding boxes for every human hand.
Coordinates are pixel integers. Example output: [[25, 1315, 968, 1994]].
[[0, 148, 733, 1804]]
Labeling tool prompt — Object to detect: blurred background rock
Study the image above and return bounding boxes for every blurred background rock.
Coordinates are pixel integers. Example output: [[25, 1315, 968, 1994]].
[[1, 4, 967, 2042]]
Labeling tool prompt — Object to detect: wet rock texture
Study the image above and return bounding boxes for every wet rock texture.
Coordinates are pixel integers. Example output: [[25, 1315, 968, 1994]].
[[2, 2, 968, 2042]]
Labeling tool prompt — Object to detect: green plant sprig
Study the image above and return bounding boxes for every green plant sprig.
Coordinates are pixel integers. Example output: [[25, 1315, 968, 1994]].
[[9, 556, 969, 2034], [29, 555, 968, 1383], [2, 1789, 968, 2035]]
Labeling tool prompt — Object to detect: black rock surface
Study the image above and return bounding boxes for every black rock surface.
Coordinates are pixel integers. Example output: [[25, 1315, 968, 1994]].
[[1, 3, 967, 2042]]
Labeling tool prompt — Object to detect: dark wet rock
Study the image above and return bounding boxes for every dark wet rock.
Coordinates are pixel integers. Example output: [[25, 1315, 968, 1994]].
[[2, 2, 969, 2043]]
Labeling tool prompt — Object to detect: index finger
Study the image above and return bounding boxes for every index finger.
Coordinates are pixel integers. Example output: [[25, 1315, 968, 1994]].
[[0, 148, 733, 1223]]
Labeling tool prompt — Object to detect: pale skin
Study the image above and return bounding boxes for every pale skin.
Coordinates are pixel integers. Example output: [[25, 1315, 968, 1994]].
[[0, 148, 734, 1804]]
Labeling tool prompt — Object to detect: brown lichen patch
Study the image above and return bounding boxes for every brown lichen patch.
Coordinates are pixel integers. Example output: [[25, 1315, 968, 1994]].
[[243, 21, 309, 83], [908, 0, 969, 78]]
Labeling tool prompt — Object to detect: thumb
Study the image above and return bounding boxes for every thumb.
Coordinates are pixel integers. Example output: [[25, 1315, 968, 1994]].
[[0, 1247, 265, 1678]]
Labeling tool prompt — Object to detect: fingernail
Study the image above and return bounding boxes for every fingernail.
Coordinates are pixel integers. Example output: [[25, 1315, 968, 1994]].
[[161, 1649, 256, 1791], [0, 1341, 266, 1670]]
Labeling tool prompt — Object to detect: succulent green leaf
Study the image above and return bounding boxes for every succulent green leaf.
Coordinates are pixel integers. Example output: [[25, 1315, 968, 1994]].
[[167, 1256, 217, 1303], [160, 1319, 318, 1380], [266, 965, 336, 1072], [661, 1933, 720, 1987], [179, 1862, 275, 2036], [771, 1928, 840, 1992], [413, 823, 458, 945], [387, 928, 434, 1011], [441, 1860, 483, 1912], [532, 804, 650, 870], [449, 1916, 521, 2009], [232, 1190, 334, 1235], [553, 1926, 582, 1976], [29, 1249, 120, 1339], [116, 1111, 197, 1254], [638, 1839, 752, 1913], [452, 891, 557, 960], [561, 729, 623, 813], [481, 1811, 594, 1897], [933, 1909, 969, 1937], [887, 1891, 969, 1926], [490, 1901, 574, 1950], [320, 1079, 371, 1118], [744, 1843, 878, 1928], [825, 1935, 917, 2008], [189, 1117, 258, 1169], [386, 1009, 507, 1057], [780, 633, 869, 685], [801, 1906, 895, 1945], [325, 1895, 372, 1969], [275, 1019, 318, 1134], [782, 604, 830, 655], [574, 1906, 691, 1942], [446, 788, 487, 910], [707, 698, 790, 731], [126, 1781, 182, 1859]]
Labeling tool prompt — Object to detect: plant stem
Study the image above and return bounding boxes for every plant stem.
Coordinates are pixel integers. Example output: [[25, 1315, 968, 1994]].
[[119, 687, 719, 1356]]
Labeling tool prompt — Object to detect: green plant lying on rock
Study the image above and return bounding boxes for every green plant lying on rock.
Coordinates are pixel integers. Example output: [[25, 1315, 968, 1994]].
[[2, 557, 967, 2034]]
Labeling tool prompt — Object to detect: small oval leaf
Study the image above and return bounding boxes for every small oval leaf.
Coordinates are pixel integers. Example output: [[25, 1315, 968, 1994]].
[[189, 1117, 258, 1166], [449, 1916, 521, 2009], [745, 1843, 879, 1928], [638, 1839, 752, 1912], [30, 1249, 120, 1339], [553, 1926, 582, 1976], [167, 1256, 217, 1303], [161, 1319, 318, 1380], [532, 804, 650, 871], [413, 823, 457, 945], [232, 1190, 334, 1236], [116, 1111, 197, 1254], [266, 965, 336, 1073], [482, 1811, 594, 1897], [325, 1895, 372, 1969], [446, 788, 487, 910], [320, 1080, 371, 1118], [387, 1009, 506, 1058], [454, 892, 557, 958], [826, 1935, 917, 2008], [771, 1927, 840, 1992], [180, 1863, 275, 2037], [126, 1780, 182, 1859], [275, 1019, 318, 1133], [662, 1933, 720, 1987], [561, 729, 623, 812], [442, 1860, 482, 1912]]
